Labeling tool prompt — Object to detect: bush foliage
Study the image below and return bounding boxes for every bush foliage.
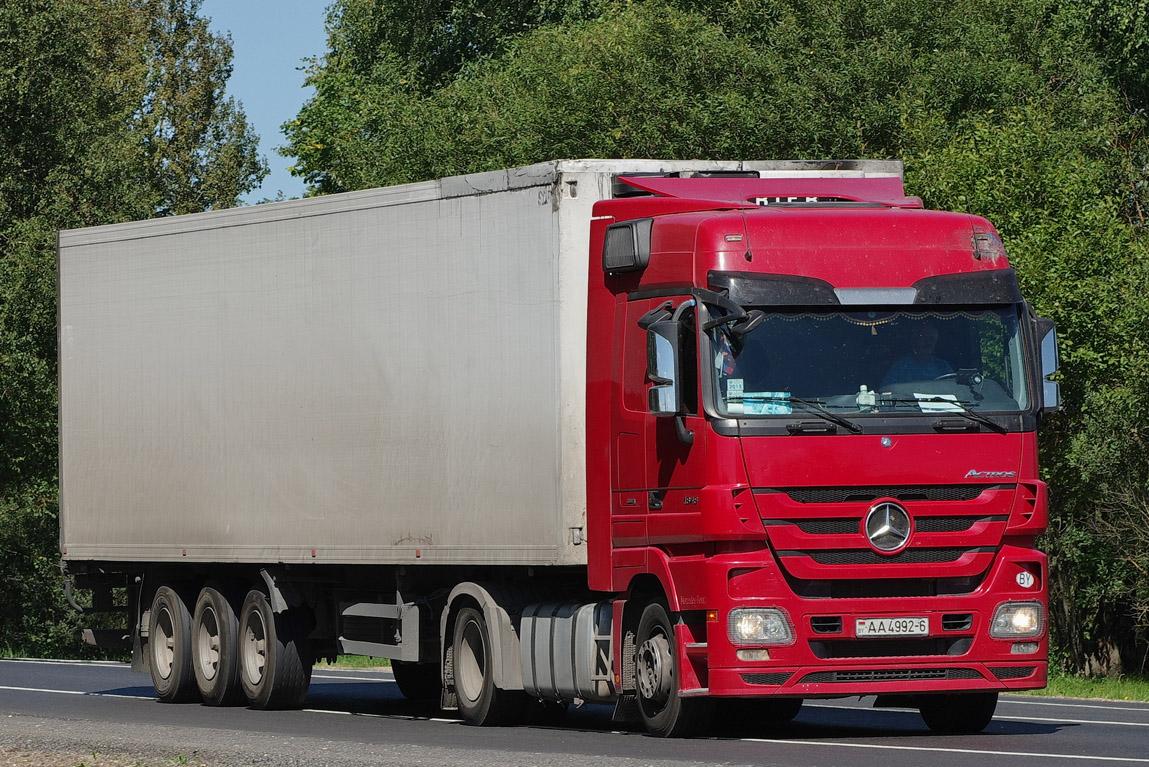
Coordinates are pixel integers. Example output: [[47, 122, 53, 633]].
[[285, 0, 1149, 674], [0, 0, 264, 657], [3, 0, 1148, 673]]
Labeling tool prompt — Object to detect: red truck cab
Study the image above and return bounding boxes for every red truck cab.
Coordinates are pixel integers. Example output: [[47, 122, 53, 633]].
[[585, 171, 1058, 736]]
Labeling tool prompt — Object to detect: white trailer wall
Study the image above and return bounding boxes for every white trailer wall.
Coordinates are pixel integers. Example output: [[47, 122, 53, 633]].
[[60, 164, 592, 566]]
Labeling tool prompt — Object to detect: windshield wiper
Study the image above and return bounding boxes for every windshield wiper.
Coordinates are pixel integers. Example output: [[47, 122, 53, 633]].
[[747, 396, 863, 434], [883, 397, 1008, 435], [933, 406, 1008, 435]]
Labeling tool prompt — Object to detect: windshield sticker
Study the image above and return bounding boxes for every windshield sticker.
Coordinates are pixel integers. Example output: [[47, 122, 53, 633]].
[[743, 392, 792, 415], [726, 381, 794, 415], [913, 393, 963, 413]]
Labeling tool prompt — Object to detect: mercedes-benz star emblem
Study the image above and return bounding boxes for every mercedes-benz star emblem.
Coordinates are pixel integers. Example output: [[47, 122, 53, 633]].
[[865, 502, 912, 553]]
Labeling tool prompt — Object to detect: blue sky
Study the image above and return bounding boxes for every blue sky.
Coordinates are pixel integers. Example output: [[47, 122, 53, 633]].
[[201, 1, 332, 203]]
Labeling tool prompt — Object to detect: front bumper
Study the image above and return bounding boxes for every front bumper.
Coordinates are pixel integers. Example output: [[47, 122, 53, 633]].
[[691, 543, 1048, 698]]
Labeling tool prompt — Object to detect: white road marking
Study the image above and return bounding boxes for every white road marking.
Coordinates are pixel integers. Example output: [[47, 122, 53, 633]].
[[302, 708, 456, 724], [1003, 699, 1149, 712], [742, 737, 1149, 763], [0, 658, 126, 668], [0, 685, 152, 700], [4, 671, 1146, 764], [311, 673, 394, 682], [995, 715, 1149, 728], [806, 703, 1149, 727]]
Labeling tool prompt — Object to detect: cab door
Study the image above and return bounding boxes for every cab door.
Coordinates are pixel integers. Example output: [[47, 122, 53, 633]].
[[636, 297, 710, 546]]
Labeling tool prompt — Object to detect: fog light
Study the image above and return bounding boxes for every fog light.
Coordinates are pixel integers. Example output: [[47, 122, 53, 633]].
[[990, 601, 1044, 638], [728, 608, 794, 646], [737, 649, 772, 662], [1011, 642, 1039, 654]]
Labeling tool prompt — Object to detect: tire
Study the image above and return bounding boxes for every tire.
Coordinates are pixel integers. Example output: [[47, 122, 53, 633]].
[[148, 586, 198, 703], [919, 691, 998, 733], [635, 601, 713, 737], [391, 660, 441, 703], [192, 585, 243, 706], [238, 589, 313, 710], [452, 606, 526, 726]]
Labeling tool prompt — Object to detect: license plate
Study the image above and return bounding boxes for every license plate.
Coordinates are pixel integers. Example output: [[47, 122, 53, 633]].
[[855, 616, 929, 638]]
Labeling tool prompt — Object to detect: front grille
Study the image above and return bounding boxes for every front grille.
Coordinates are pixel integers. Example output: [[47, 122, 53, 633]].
[[790, 518, 858, 535], [742, 672, 794, 686], [810, 638, 972, 659], [779, 515, 1005, 535], [992, 666, 1036, 680], [800, 668, 983, 684], [919, 515, 1006, 532], [784, 547, 988, 566], [942, 613, 974, 631], [811, 616, 843, 634], [766, 485, 999, 504], [784, 573, 988, 599]]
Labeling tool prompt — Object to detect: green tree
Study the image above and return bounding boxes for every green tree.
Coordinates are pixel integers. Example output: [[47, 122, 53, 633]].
[[139, 0, 267, 215], [287, 0, 1149, 674], [0, 0, 265, 656], [320, 0, 609, 94]]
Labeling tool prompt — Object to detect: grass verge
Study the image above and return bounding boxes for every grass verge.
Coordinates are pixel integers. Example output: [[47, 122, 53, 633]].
[[1021, 671, 1149, 702], [319, 655, 391, 669]]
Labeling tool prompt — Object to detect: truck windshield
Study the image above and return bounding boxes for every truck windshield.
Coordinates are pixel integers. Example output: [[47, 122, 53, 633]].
[[709, 306, 1031, 417]]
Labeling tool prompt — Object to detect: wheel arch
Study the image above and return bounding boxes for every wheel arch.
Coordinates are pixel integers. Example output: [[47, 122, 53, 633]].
[[440, 582, 526, 705], [640, 548, 688, 613]]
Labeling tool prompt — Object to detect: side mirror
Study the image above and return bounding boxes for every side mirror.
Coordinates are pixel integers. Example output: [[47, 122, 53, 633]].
[[1035, 317, 1061, 413], [640, 300, 695, 446], [647, 320, 682, 416]]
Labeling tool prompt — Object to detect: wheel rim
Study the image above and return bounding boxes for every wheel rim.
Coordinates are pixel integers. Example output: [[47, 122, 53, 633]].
[[152, 604, 176, 681], [637, 630, 673, 707], [456, 617, 486, 705], [243, 608, 268, 687], [196, 605, 221, 682]]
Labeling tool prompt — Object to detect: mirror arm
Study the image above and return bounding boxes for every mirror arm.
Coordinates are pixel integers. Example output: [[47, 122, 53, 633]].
[[675, 415, 694, 446], [699, 291, 748, 331], [671, 299, 696, 322], [638, 300, 674, 330]]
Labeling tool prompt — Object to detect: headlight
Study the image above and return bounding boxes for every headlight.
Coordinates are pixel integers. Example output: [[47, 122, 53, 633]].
[[728, 608, 794, 646], [990, 601, 1044, 638]]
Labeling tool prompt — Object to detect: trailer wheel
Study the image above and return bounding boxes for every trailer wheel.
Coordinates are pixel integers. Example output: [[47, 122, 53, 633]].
[[635, 601, 712, 737], [192, 585, 243, 706], [919, 691, 998, 733], [452, 606, 525, 725], [238, 589, 312, 710], [391, 660, 441, 703], [148, 586, 198, 703]]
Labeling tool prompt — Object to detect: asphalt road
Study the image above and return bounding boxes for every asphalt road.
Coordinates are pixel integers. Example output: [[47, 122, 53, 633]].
[[2, 658, 1149, 766]]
